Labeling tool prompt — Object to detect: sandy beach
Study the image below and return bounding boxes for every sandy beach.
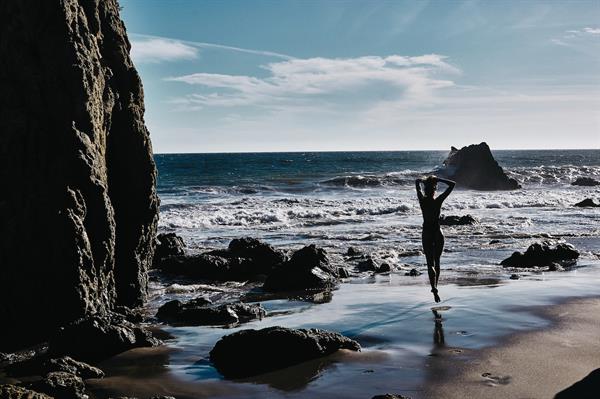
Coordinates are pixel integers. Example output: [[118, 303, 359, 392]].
[[424, 297, 600, 399]]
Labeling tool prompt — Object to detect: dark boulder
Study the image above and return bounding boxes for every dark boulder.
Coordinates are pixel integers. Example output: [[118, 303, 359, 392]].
[[501, 241, 579, 268], [356, 257, 391, 273], [263, 245, 338, 292], [346, 247, 362, 257], [30, 372, 85, 399], [439, 214, 478, 226], [209, 326, 360, 378], [156, 298, 265, 327], [154, 233, 186, 261], [571, 177, 600, 186], [0, 0, 158, 350], [227, 237, 285, 274], [0, 385, 52, 399], [574, 198, 600, 207], [48, 314, 160, 363], [357, 257, 378, 272], [436, 143, 520, 190]]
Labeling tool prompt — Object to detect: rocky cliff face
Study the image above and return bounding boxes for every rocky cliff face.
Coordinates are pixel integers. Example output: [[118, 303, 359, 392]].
[[0, 0, 158, 349]]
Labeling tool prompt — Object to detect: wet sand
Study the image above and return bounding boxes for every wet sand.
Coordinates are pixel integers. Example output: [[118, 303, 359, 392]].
[[424, 297, 600, 399]]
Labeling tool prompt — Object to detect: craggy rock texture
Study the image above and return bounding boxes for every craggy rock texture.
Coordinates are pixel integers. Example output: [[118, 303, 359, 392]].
[[0, 0, 158, 349], [436, 143, 521, 190], [0, 385, 53, 399], [263, 245, 339, 292], [6, 356, 104, 380], [30, 372, 86, 399], [209, 326, 361, 378], [156, 298, 266, 327], [439, 214, 478, 226], [48, 314, 160, 363], [571, 177, 600, 186], [154, 233, 186, 263], [501, 241, 579, 268]]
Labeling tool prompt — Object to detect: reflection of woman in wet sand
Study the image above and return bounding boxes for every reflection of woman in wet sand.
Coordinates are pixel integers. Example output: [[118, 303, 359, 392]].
[[415, 176, 455, 302]]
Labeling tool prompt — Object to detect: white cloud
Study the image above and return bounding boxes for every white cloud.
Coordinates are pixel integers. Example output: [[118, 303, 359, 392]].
[[583, 27, 600, 35], [130, 38, 198, 63], [166, 54, 459, 110]]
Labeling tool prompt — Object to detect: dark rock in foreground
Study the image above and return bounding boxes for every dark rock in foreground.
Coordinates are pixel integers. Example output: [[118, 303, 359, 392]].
[[30, 372, 85, 399], [263, 245, 338, 292], [372, 395, 411, 399], [154, 233, 186, 262], [156, 298, 265, 326], [571, 177, 600, 186], [0, 385, 52, 399], [209, 326, 360, 378], [156, 237, 285, 282], [7, 356, 103, 380], [574, 198, 600, 207], [436, 142, 521, 190], [501, 241, 579, 268], [0, 0, 158, 350], [48, 314, 160, 363], [439, 214, 478, 226]]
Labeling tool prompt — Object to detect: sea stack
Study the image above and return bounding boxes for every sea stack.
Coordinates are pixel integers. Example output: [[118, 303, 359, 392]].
[[437, 142, 521, 190], [0, 0, 158, 349]]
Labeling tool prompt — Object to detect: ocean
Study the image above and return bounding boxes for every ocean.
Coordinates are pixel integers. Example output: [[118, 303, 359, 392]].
[[90, 149, 600, 399], [155, 149, 600, 253]]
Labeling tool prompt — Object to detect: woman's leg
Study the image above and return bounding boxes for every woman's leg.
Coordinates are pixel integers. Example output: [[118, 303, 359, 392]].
[[422, 230, 440, 302], [434, 230, 445, 286]]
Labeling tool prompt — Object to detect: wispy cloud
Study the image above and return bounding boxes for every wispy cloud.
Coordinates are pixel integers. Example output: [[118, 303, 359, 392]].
[[131, 33, 292, 61], [131, 38, 199, 63], [550, 26, 600, 58], [165, 54, 459, 110]]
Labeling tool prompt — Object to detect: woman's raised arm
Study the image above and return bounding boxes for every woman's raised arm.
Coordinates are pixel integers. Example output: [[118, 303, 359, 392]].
[[415, 178, 424, 200], [435, 177, 455, 203]]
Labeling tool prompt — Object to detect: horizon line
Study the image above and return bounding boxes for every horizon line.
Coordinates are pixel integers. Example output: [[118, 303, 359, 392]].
[[153, 147, 600, 155]]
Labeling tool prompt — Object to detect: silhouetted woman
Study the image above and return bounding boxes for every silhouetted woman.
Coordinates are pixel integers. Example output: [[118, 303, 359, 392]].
[[415, 175, 455, 302]]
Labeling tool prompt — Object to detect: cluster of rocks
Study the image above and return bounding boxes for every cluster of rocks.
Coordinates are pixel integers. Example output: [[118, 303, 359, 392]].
[[435, 142, 521, 190], [155, 237, 345, 294], [0, 311, 161, 399], [439, 214, 478, 226], [356, 257, 392, 274], [501, 241, 579, 269]]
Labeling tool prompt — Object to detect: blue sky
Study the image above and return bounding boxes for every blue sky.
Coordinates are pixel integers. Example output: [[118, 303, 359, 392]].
[[120, 0, 600, 153]]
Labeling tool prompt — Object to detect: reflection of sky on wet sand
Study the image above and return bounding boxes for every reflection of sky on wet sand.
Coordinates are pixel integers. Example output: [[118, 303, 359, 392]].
[[90, 254, 600, 398]]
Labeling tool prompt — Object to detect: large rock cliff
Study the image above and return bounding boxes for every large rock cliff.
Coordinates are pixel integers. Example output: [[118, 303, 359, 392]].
[[436, 142, 521, 190], [0, 0, 158, 349]]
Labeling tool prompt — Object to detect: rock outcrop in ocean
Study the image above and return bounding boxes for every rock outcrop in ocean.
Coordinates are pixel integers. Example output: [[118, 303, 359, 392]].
[[0, 0, 158, 349], [436, 142, 521, 190]]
